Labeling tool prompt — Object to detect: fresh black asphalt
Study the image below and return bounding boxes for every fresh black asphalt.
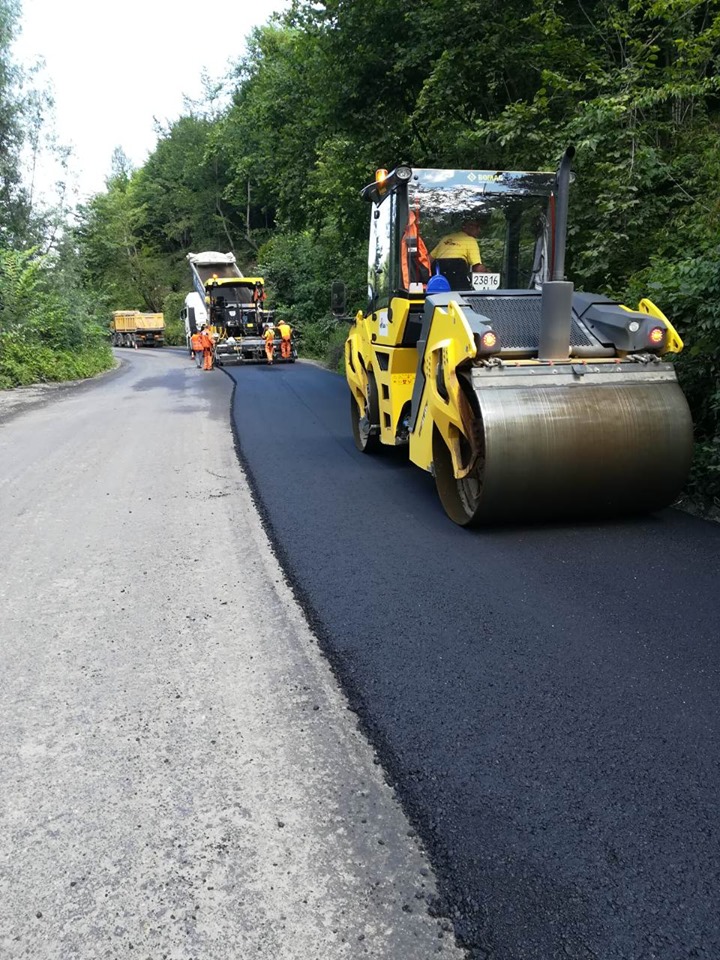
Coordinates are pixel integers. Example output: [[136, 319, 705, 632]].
[[224, 360, 720, 960]]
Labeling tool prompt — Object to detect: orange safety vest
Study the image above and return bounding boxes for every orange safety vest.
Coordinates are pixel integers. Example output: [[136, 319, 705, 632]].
[[277, 322, 292, 341], [200, 332, 213, 351], [191, 332, 202, 352], [401, 208, 431, 290]]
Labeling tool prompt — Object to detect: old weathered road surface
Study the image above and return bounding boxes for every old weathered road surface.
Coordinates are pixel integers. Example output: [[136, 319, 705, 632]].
[[0, 349, 463, 960], [224, 359, 720, 960]]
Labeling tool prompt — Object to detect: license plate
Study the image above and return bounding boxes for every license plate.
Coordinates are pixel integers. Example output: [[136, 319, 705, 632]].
[[472, 272, 501, 291]]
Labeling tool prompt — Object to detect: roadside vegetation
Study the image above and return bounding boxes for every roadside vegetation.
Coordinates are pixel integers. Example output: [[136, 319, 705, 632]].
[[0, 0, 113, 388], [1, 0, 719, 506]]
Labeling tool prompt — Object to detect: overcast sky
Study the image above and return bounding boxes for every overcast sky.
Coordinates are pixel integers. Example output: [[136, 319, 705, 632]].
[[13, 0, 288, 203]]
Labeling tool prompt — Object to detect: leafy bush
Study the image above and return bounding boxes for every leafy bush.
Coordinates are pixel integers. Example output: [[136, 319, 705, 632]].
[[0, 246, 113, 388], [295, 316, 349, 370], [627, 251, 720, 508], [257, 226, 364, 368], [162, 291, 187, 346], [0, 340, 112, 389]]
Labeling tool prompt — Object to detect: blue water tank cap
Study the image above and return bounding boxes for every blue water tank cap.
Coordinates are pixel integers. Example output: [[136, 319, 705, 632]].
[[426, 270, 451, 293]]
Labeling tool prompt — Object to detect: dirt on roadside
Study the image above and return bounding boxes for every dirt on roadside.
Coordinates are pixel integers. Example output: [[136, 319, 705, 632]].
[[0, 360, 121, 424]]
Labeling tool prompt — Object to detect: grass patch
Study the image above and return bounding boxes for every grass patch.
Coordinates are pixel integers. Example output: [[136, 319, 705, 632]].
[[0, 340, 114, 390]]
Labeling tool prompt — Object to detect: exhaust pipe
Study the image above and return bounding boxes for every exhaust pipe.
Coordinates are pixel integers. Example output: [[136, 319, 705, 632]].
[[539, 146, 575, 360], [552, 145, 575, 282]]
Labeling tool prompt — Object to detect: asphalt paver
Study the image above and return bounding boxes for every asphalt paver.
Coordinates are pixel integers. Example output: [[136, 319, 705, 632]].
[[225, 359, 720, 960]]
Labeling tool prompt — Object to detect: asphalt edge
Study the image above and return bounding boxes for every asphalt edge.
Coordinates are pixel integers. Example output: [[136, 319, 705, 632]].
[[220, 366, 479, 959]]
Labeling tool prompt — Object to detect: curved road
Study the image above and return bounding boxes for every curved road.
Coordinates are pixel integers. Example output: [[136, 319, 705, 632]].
[[225, 359, 720, 960], [0, 351, 464, 960]]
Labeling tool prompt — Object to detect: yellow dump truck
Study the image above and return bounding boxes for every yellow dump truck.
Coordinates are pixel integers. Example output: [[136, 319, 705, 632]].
[[110, 311, 165, 348]]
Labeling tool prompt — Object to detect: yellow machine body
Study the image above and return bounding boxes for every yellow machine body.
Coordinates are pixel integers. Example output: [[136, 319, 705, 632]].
[[136, 312, 165, 331], [346, 298, 420, 446], [345, 163, 693, 525]]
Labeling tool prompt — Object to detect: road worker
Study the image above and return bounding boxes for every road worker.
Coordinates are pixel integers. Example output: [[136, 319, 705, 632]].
[[190, 329, 203, 367], [263, 322, 276, 364], [200, 327, 215, 371], [277, 319, 293, 360], [430, 219, 489, 288], [252, 281, 266, 310]]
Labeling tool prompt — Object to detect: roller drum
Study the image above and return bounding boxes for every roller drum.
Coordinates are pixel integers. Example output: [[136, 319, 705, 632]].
[[468, 367, 693, 521]]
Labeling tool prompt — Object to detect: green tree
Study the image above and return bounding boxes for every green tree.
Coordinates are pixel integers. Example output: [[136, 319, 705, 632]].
[[0, 0, 31, 244], [75, 161, 168, 312], [133, 114, 242, 255]]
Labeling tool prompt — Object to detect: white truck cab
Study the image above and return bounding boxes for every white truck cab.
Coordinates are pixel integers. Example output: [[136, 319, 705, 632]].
[[180, 292, 209, 354]]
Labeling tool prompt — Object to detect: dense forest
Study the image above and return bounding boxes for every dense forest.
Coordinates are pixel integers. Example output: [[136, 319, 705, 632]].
[[1, 0, 719, 504]]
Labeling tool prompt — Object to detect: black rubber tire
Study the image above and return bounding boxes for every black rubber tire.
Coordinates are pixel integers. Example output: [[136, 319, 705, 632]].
[[432, 427, 483, 527], [350, 374, 381, 454]]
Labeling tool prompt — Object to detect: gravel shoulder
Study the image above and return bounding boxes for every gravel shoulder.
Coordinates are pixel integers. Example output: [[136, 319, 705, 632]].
[[0, 348, 463, 960], [0, 359, 121, 425]]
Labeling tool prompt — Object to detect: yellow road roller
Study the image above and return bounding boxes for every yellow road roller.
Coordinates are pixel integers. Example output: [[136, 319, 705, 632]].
[[344, 149, 693, 525]]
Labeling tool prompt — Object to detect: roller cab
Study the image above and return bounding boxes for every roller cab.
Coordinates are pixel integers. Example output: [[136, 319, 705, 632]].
[[345, 157, 693, 525]]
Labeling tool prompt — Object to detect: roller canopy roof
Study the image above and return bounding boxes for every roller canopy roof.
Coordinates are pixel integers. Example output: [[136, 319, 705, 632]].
[[362, 167, 560, 207]]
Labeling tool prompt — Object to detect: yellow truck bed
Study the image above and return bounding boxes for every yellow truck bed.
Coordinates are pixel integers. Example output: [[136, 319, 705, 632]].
[[111, 311, 139, 332], [137, 313, 165, 331], [111, 311, 164, 346]]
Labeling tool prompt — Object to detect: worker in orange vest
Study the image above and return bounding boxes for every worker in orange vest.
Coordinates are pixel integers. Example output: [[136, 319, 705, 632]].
[[252, 281, 267, 312], [190, 329, 203, 367], [263, 322, 275, 364], [277, 319, 293, 360], [200, 327, 215, 371]]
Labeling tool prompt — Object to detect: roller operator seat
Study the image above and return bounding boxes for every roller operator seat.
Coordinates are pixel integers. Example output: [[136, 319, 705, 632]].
[[433, 257, 472, 290]]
